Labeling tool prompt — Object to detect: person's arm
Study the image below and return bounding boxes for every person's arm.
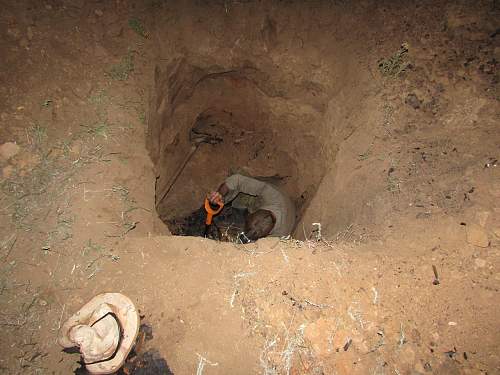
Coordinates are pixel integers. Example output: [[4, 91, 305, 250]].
[[225, 174, 267, 196], [207, 174, 267, 205]]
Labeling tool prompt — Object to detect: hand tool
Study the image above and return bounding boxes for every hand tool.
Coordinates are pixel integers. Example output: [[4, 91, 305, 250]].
[[156, 129, 222, 209], [203, 198, 224, 237]]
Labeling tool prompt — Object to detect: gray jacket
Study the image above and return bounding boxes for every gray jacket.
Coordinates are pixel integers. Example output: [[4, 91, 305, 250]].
[[224, 174, 296, 237]]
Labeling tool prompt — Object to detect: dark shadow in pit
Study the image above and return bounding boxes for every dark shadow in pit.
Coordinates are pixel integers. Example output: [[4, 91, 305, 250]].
[[167, 202, 248, 242], [166, 178, 294, 242]]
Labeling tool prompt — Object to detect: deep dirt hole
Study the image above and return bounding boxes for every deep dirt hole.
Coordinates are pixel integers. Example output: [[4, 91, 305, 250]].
[[148, 64, 329, 239]]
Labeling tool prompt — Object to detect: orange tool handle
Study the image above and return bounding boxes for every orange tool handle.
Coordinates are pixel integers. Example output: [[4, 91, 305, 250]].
[[204, 198, 224, 225]]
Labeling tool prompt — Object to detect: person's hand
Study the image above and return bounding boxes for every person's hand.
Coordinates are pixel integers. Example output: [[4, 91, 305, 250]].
[[207, 191, 224, 206]]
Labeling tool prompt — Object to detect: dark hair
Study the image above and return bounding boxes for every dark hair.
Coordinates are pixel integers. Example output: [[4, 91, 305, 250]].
[[244, 210, 276, 241]]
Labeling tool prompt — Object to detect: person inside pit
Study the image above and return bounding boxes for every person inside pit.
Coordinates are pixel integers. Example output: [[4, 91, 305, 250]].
[[207, 174, 296, 242]]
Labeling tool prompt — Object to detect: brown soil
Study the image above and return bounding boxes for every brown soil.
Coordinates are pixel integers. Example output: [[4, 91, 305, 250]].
[[0, 1, 499, 374]]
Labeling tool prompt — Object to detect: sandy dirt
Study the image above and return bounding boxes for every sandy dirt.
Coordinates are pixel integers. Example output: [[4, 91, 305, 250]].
[[0, 1, 499, 374]]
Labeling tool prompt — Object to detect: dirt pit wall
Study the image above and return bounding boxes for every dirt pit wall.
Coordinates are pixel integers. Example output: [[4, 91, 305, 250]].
[[145, 2, 383, 237], [148, 58, 332, 229], [145, 1, 495, 239]]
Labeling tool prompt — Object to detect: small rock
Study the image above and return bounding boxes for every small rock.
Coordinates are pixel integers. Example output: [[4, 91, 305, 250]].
[[493, 228, 500, 239], [0, 142, 21, 160], [448, 321, 457, 326], [466, 224, 490, 247], [474, 258, 486, 268], [405, 93, 421, 109], [94, 9, 103, 17], [38, 299, 48, 306]]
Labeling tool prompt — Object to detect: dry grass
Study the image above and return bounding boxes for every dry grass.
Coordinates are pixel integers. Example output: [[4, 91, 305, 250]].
[[106, 49, 134, 81], [0, 133, 106, 231], [128, 18, 149, 38], [259, 320, 313, 375], [378, 43, 410, 77]]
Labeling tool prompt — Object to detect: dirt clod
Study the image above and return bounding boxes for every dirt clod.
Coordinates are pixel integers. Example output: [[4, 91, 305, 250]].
[[405, 93, 422, 109], [0, 142, 20, 160], [465, 223, 490, 247]]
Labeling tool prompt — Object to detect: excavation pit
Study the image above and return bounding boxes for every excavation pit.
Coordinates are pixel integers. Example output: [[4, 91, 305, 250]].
[[148, 60, 329, 239]]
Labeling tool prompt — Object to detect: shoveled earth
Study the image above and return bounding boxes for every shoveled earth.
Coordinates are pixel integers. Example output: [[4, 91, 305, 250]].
[[51, 234, 499, 374]]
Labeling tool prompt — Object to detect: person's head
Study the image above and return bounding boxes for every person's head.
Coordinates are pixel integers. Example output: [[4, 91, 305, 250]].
[[244, 209, 276, 241]]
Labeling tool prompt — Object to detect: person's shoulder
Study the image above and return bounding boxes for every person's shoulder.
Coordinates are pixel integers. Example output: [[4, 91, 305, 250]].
[[227, 173, 254, 182], [225, 173, 243, 188], [226, 174, 242, 182]]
